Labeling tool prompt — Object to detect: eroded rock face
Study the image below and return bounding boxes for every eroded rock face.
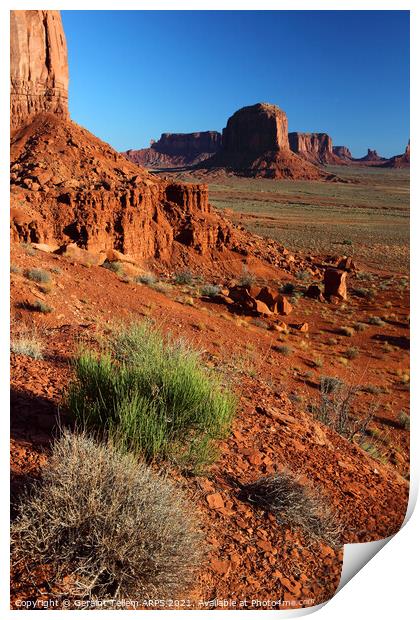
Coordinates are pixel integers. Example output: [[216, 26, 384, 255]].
[[288, 132, 341, 164], [123, 131, 222, 169], [222, 103, 289, 153], [382, 142, 410, 169], [10, 10, 69, 129], [358, 149, 386, 162], [333, 145, 353, 161], [10, 114, 233, 262], [201, 103, 330, 180]]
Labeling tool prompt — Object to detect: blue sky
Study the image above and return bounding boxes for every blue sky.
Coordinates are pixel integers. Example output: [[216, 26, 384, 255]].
[[62, 10, 409, 158]]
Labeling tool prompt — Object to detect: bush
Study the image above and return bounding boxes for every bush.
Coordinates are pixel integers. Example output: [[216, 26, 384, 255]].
[[368, 316, 386, 326], [238, 266, 256, 287], [10, 264, 21, 274], [24, 268, 51, 283], [135, 272, 157, 286], [102, 260, 124, 275], [339, 326, 354, 337], [273, 344, 292, 356], [201, 284, 221, 297], [281, 282, 295, 294], [312, 377, 372, 440], [67, 322, 236, 470], [239, 472, 342, 548], [11, 335, 43, 359], [398, 410, 410, 430], [22, 300, 53, 313], [11, 432, 203, 604], [344, 346, 359, 360], [174, 270, 194, 285]]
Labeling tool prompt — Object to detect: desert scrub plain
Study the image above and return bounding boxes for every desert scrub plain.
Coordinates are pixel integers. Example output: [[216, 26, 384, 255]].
[[175, 166, 409, 273]]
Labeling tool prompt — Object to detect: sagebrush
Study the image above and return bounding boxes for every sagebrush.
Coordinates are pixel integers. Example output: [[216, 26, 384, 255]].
[[11, 432, 203, 605]]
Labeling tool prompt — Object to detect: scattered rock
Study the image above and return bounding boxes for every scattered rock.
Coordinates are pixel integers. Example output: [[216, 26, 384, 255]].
[[206, 493, 225, 510], [324, 268, 347, 300], [277, 296, 293, 315]]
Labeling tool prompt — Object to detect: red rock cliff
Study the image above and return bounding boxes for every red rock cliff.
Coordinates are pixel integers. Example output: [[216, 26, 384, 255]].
[[288, 132, 341, 165], [10, 10, 69, 129], [124, 131, 222, 168]]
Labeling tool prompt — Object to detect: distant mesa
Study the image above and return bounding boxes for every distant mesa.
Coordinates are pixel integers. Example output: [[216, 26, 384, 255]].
[[199, 103, 334, 180], [357, 148, 387, 163], [333, 146, 353, 161], [381, 142, 410, 169], [10, 10, 69, 129], [288, 132, 343, 165], [124, 131, 222, 169]]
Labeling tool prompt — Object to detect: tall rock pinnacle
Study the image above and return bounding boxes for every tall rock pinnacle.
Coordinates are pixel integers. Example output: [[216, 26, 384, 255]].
[[10, 10, 69, 129]]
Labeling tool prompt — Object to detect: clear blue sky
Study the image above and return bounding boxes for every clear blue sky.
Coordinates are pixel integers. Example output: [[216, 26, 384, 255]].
[[62, 10, 409, 158]]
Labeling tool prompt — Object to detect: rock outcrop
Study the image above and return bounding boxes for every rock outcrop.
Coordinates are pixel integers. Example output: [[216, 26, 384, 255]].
[[333, 146, 353, 161], [324, 268, 347, 301], [357, 149, 386, 163], [10, 10, 69, 129], [382, 142, 410, 169], [200, 103, 333, 180], [10, 114, 233, 262], [288, 132, 342, 165], [124, 131, 222, 169], [9, 10, 236, 268]]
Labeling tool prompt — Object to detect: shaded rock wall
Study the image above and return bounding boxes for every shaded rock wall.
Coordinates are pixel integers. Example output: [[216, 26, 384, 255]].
[[10, 10, 69, 129]]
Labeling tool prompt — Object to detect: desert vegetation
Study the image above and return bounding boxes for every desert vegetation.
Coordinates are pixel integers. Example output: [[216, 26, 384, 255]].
[[11, 432, 203, 605], [67, 321, 236, 470]]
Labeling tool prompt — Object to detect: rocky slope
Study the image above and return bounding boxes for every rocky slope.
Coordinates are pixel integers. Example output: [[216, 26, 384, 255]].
[[10, 114, 235, 263], [288, 132, 342, 165], [10, 10, 69, 129], [200, 103, 334, 180]]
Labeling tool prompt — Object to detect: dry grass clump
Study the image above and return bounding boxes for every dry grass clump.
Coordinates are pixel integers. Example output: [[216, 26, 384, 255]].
[[11, 333, 43, 360], [11, 432, 203, 604], [24, 268, 51, 283], [239, 471, 342, 548], [310, 377, 373, 441]]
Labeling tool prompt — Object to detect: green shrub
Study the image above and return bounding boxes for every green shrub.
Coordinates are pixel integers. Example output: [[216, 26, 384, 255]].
[[281, 282, 295, 294], [24, 268, 51, 283], [174, 270, 194, 285], [11, 431, 203, 605], [22, 300, 53, 313], [10, 264, 21, 274], [67, 322, 235, 470]]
